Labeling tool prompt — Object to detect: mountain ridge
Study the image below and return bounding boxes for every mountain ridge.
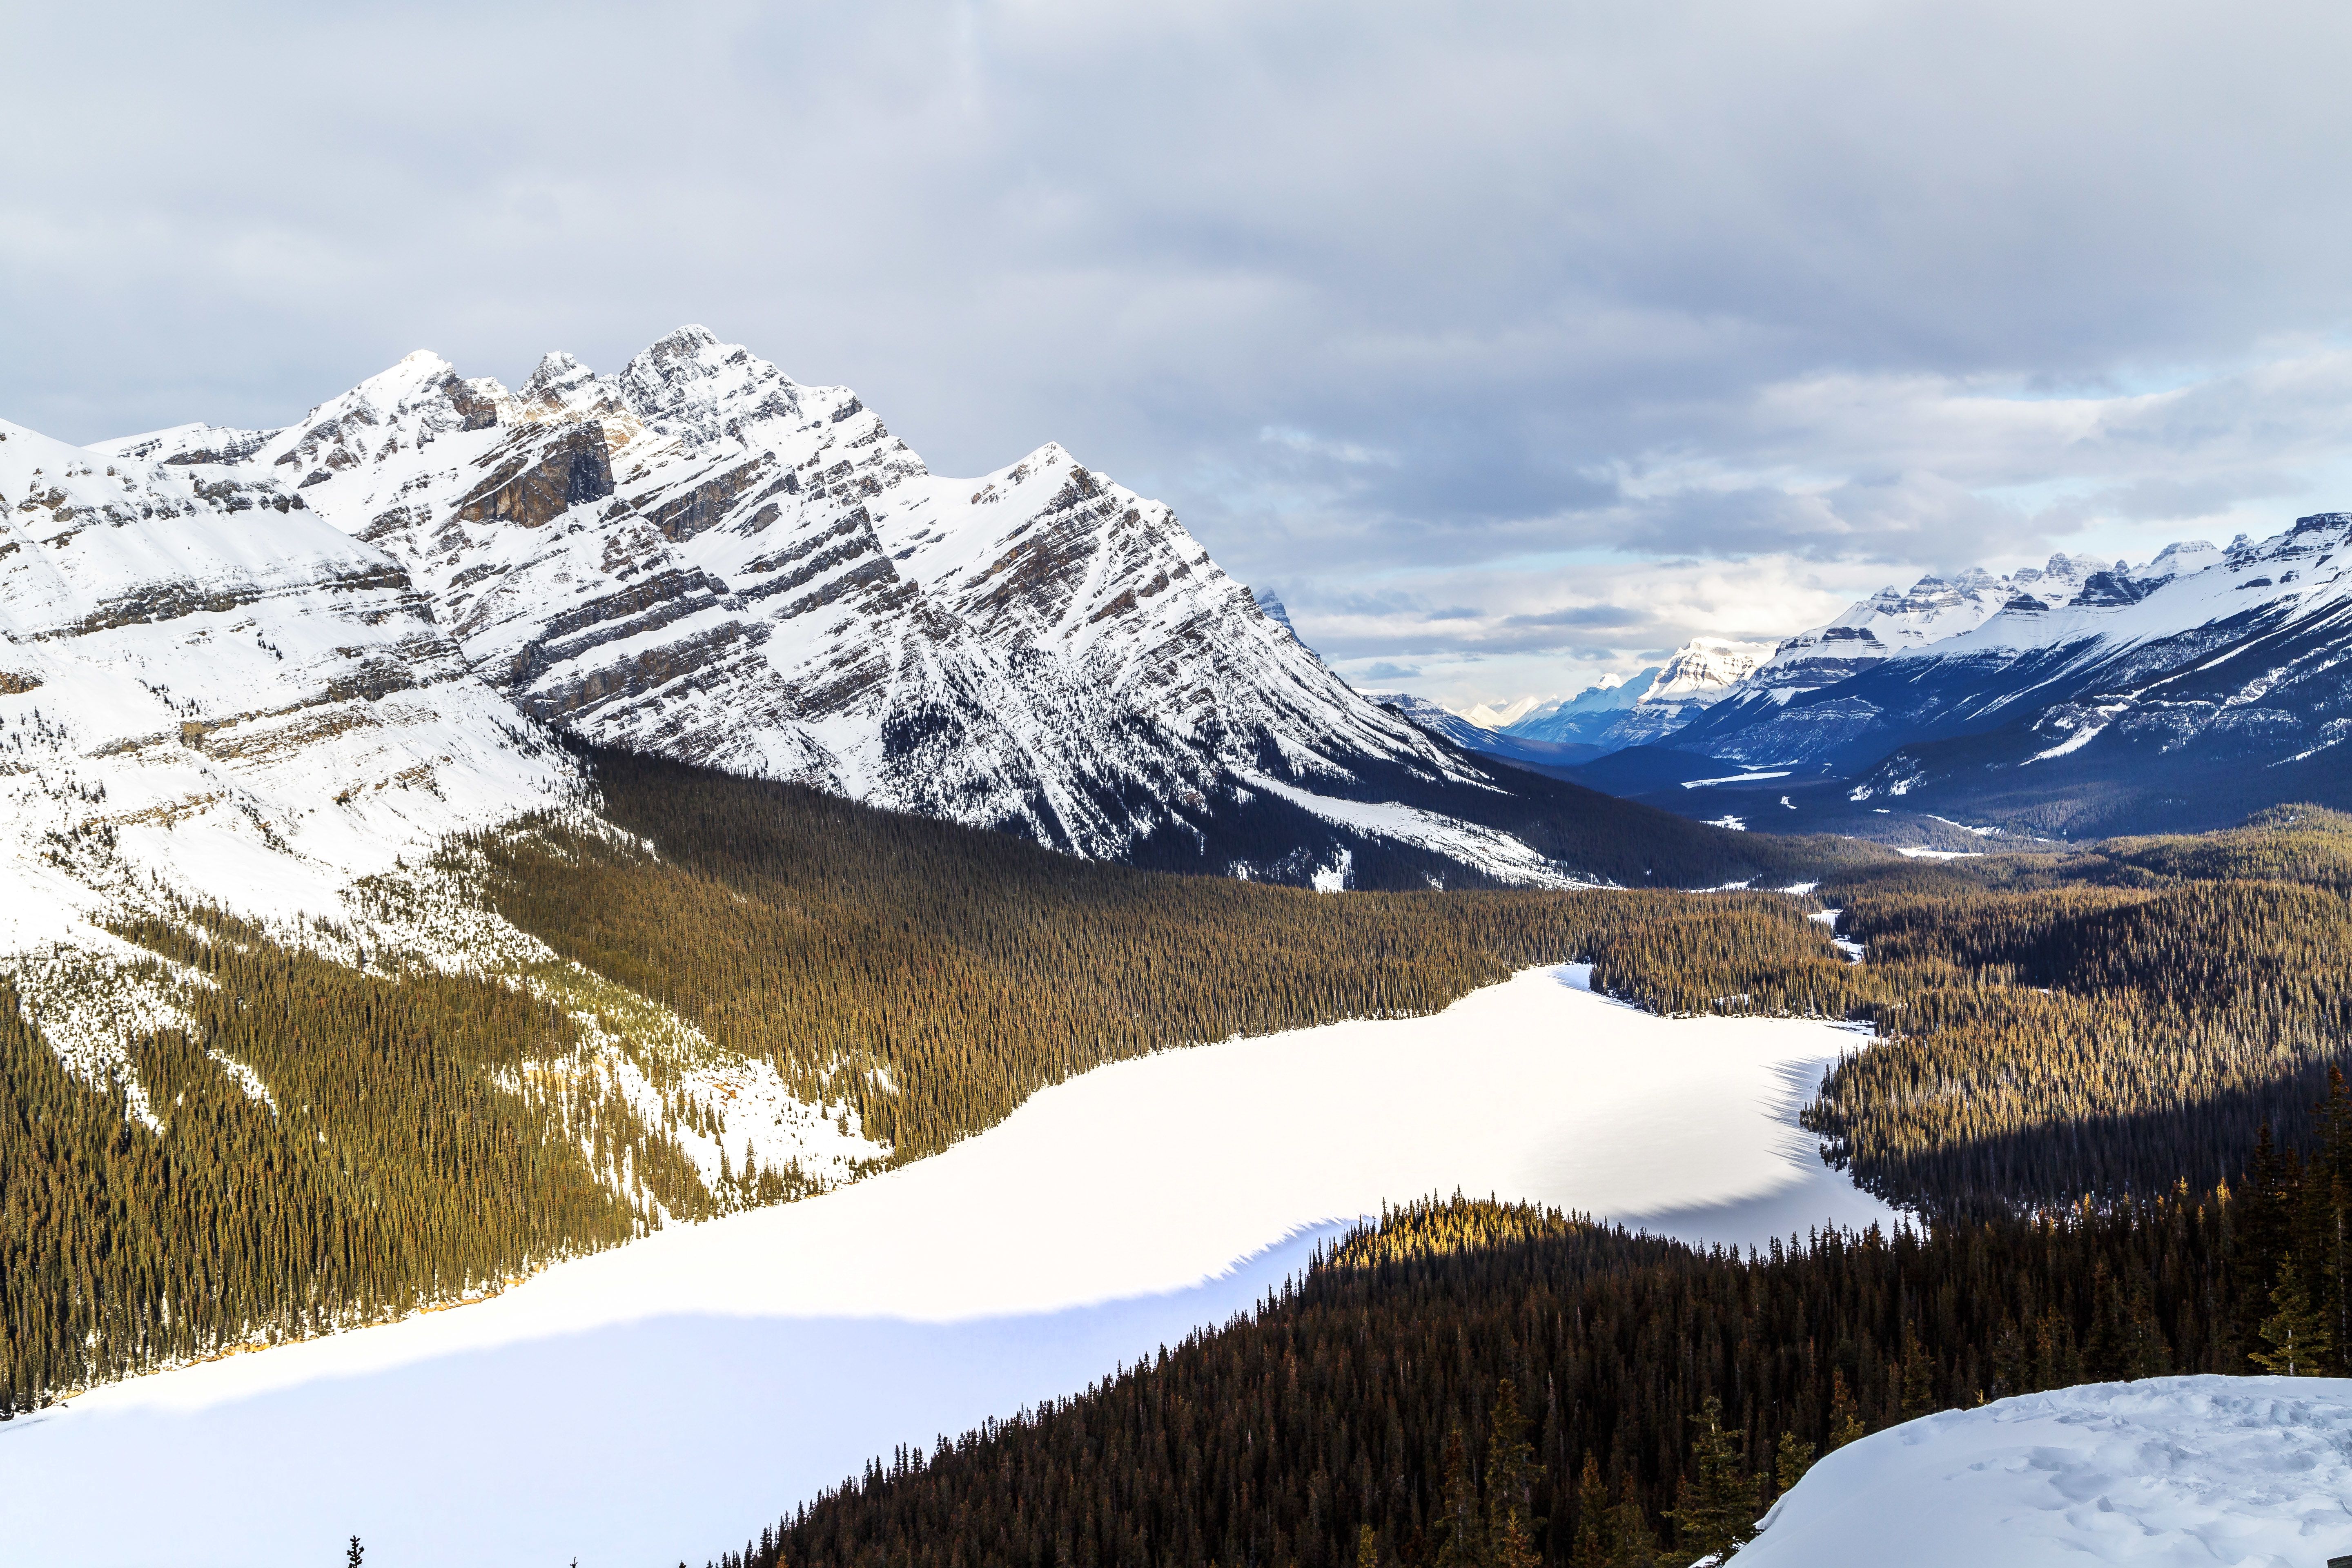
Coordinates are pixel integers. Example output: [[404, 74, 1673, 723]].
[[36, 325, 1861, 897]]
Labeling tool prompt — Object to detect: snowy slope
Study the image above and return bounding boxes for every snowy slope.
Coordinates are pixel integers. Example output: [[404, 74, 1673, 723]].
[[0, 962, 1893, 1567], [1613, 517, 2352, 832], [0, 416, 569, 952], [0, 416, 878, 1209], [1745, 552, 2164, 697], [1743, 1376, 2352, 1567], [110, 329, 1570, 886], [1505, 666, 1662, 745]]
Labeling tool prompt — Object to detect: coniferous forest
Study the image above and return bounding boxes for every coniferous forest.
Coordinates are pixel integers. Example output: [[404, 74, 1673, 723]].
[[13, 746, 2352, 1565], [673, 802, 2352, 1568], [727, 1192, 2239, 1568], [2, 748, 1874, 1411]]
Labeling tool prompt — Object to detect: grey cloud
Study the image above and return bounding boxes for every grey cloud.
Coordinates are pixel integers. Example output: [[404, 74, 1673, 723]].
[[6, 1, 2352, 691], [1499, 606, 1654, 632]]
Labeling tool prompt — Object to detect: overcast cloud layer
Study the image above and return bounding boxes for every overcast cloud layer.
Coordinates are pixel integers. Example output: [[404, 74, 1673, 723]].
[[7, 1, 2350, 705]]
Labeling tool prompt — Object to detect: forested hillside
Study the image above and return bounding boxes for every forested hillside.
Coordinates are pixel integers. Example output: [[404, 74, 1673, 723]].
[[0, 914, 717, 1417], [483, 749, 1880, 1162], [680, 805, 2352, 1568], [1800, 807, 2352, 1209], [725, 1194, 2233, 1568], [2, 748, 1876, 1412]]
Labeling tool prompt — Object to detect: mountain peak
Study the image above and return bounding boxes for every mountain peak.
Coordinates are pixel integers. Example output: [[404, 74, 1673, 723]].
[[1645, 637, 1771, 702], [521, 351, 598, 403]]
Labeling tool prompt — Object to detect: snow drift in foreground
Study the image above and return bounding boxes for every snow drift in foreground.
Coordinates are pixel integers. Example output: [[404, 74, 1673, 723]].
[[0, 964, 1891, 1568], [1743, 1376, 2352, 1568]]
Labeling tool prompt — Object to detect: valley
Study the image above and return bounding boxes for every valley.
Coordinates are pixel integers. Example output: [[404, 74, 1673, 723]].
[[7, 336, 2352, 1568], [16, 11, 2352, 1564], [0, 962, 1891, 1567]]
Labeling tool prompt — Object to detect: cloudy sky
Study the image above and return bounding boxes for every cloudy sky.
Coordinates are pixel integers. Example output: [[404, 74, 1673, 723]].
[[7, 2, 2351, 706]]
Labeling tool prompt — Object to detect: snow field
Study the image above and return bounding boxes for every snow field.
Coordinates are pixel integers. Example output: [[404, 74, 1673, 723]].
[[1743, 1376, 2352, 1567], [0, 962, 1894, 1567]]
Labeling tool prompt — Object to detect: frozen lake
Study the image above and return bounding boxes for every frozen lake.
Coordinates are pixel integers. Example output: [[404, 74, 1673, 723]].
[[0, 962, 1897, 1566]]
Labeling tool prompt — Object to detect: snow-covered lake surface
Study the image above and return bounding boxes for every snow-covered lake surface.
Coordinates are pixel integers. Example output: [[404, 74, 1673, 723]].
[[1, 962, 1894, 1567], [1744, 1376, 2352, 1567]]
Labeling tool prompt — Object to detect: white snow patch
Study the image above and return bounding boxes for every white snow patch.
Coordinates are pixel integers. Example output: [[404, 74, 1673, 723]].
[[1309, 846, 1353, 893], [1705, 814, 1748, 831], [1238, 771, 1586, 887], [1811, 908, 1864, 963], [2025, 704, 2127, 763], [1, 963, 1892, 1567], [1680, 770, 1793, 788], [205, 1049, 276, 1112], [1898, 846, 1984, 860], [1742, 1377, 2352, 1568]]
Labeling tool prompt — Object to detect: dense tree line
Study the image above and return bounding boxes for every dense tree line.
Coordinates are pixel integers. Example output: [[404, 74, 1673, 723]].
[[0, 913, 715, 1413], [475, 749, 1868, 1162], [6, 752, 1869, 1410], [2231, 1070, 2352, 1375], [1802, 818, 2352, 1209], [706, 1192, 2231, 1568]]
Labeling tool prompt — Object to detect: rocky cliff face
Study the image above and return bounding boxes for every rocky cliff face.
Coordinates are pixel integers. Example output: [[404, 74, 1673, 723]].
[[118, 327, 1573, 884], [1610, 518, 2352, 834], [1742, 550, 2220, 699], [0, 413, 569, 964]]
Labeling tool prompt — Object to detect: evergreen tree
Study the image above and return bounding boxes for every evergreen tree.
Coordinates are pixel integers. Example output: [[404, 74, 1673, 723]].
[[1898, 1329, 1936, 1419], [2253, 1255, 2334, 1374], [1666, 1396, 1756, 1565], [1605, 1470, 1659, 1568], [1433, 1427, 1481, 1568], [1824, 1370, 1866, 1451], [1483, 1379, 1542, 1568], [1570, 1452, 1610, 1568], [1772, 1429, 1815, 1497]]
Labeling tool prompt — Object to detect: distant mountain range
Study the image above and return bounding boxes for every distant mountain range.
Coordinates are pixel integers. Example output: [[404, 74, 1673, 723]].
[[0, 326, 1830, 962], [1403, 528, 2352, 837]]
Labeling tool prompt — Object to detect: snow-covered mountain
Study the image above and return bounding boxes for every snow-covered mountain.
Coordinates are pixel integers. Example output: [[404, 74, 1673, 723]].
[[1454, 694, 1549, 731], [98, 328, 1653, 889], [0, 415, 575, 1112], [0, 416, 568, 960], [1608, 637, 1772, 746], [1501, 667, 1661, 746], [1610, 517, 2352, 833], [1491, 639, 1767, 757], [1737, 548, 2224, 704]]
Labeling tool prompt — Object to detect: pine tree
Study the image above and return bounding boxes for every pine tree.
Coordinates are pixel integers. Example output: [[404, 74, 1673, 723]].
[[1434, 1427, 1481, 1568], [1356, 1522, 1379, 1568], [1605, 1469, 1659, 1568], [1570, 1452, 1611, 1568], [347, 1538, 364, 1568], [1824, 1370, 1866, 1451], [1898, 1329, 1936, 1419], [1772, 1429, 1815, 1496], [2253, 1254, 2334, 1375], [1667, 1396, 1757, 1566], [1484, 1379, 1542, 1568]]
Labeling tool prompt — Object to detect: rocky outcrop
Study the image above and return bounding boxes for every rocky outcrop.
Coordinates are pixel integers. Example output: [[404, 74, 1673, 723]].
[[119, 328, 1546, 880], [0, 414, 570, 955]]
